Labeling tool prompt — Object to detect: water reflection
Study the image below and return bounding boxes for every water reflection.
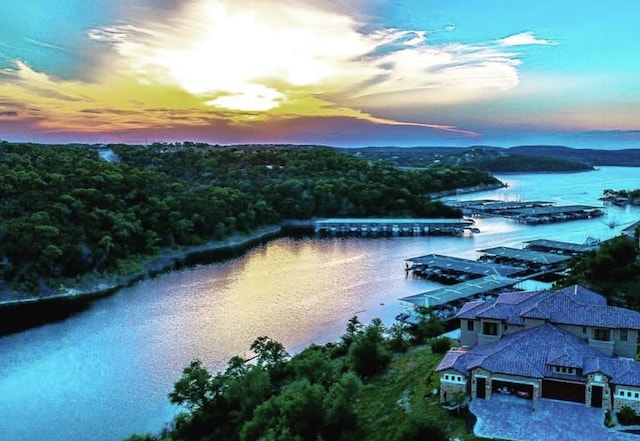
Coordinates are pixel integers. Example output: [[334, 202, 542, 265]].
[[1, 167, 640, 441]]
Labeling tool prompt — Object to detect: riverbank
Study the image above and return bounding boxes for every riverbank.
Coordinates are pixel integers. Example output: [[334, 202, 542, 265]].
[[429, 181, 506, 199], [0, 225, 284, 335]]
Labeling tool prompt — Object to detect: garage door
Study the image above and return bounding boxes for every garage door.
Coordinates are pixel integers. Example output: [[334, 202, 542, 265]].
[[493, 379, 534, 399], [542, 379, 585, 403]]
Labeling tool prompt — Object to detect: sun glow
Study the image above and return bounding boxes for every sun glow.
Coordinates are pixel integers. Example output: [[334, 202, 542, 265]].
[[0, 0, 557, 140]]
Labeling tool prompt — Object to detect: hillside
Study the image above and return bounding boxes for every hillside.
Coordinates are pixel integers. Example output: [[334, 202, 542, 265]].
[[337, 145, 640, 170]]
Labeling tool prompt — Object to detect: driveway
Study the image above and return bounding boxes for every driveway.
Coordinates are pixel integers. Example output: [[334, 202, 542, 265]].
[[470, 394, 639, 441]]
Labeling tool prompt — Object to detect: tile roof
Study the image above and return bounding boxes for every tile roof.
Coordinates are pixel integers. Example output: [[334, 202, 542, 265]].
[[454, 284, 640, 330], [437, 323, 640, 387]]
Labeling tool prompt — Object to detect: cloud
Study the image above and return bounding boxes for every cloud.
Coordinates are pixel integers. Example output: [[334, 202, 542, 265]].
[[498, 31, 555, 47], [23, 38, 70, 53], [0, 0, 553, 140], [0, 111, 19, 117]]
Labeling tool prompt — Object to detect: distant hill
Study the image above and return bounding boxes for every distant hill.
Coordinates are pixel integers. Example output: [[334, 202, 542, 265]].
[[504, 145, 640, 167], [336, 145, 640, 171]]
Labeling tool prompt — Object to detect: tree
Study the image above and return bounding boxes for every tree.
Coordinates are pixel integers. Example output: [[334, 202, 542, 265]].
[[347, 320, 392, 378], [168, 360, 220, 412], [240, 380, 325, 441], [430, 336, 453, 354], [250, 336, 289, 370], [387, 320, 411, 353], [288, 345, 339, 387], [341, 316, 364, 349]]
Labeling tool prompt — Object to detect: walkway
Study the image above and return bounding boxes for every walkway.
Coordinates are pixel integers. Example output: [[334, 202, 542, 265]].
[[470, 395, 639, 441]]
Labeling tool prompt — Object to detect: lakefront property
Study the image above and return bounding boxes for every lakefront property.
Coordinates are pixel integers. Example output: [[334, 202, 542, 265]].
[[437, 285, 640, 414]]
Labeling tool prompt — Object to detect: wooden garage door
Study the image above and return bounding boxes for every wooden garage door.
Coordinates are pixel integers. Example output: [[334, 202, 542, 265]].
[[542, 379, 585, 403]]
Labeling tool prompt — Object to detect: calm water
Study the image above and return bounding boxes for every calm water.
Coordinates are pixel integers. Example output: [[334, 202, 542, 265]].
[[1, 167, 640, 441]]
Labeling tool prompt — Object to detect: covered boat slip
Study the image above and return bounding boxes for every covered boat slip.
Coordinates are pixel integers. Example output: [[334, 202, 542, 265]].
[[478, 246, 571, 268], [524, 239, 598, 256], [313, 218, 476, 236], [400, 275, 518, 308], [405, 253, 527, 282]]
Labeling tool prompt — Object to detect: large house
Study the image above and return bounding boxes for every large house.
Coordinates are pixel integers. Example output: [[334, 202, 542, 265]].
[[436, 285, 640, 413]]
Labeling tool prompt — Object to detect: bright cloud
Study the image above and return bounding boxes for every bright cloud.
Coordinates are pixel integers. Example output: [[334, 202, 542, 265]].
[[499, 31, 555, 47], [0, 0, 553, 138]]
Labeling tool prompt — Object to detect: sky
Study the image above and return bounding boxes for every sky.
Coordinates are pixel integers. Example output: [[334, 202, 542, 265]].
[[0, 0, 639, 148]]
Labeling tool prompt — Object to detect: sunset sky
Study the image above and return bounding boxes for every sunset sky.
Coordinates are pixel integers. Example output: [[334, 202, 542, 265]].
[[1, 0, 639, 147]]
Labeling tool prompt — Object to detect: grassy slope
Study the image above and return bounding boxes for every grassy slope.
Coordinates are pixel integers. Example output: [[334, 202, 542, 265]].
[[354, 346, 479, 441]]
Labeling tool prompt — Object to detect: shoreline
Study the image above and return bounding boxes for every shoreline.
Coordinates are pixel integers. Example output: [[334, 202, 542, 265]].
[[0, 182, 505, 336], [0, 225, 285, 335]]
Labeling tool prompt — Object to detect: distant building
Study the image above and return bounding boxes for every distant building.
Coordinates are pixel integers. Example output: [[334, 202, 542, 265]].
[[436, 285, 640, 413]]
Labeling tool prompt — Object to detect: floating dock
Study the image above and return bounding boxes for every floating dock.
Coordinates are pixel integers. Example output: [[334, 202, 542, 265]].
[[477, 246, 571, 269], [445, 199, 604, 224], [314, 218, 476, 237], [400, 275, 517, 309], [398, 239, 596, 321], [523, 239, 598, 256], [405, 254, 526, 284]]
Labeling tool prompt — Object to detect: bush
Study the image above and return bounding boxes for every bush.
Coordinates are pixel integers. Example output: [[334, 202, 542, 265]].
[[430, 337, 453, 354], [618, 405, 638, 426]]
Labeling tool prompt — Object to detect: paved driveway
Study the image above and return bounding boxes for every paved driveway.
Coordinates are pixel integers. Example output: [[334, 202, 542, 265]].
[[470, 394, 639, 441]]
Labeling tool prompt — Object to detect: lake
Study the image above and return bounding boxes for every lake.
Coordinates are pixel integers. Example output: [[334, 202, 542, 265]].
[[1, 167, 640, 441]]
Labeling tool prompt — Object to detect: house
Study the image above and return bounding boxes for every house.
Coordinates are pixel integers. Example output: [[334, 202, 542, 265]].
[[436, 285, 640, 413]]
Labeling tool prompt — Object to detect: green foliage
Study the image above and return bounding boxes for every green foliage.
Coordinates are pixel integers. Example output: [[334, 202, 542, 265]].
[[1, 143, 498, 294], [559, 235, 640, 305], [168, 360, 219, 412], [387, 320, 411, 353], [410, 307, 445, 344], [130, 319, 474, 441], [430, 336, 453, 354], [395, 416, 448, 441], [347, 319, 392, 378], [618, 405, 638, 426]]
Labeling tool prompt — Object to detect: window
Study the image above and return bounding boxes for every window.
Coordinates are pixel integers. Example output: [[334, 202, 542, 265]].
[[504, 325, 509, 332], [467, 320, 474, 331], [593, 328, 611, 341], [620, 329, 628, 342], [553, 366, 575, 375], [583, 326, 587, 334], [483, 322, 498, 336]]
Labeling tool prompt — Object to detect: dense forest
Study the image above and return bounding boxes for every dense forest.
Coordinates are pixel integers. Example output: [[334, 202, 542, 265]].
[[0, 141, 500, 295], [558, 235, 638, 299], [125, 312, 469, 441]]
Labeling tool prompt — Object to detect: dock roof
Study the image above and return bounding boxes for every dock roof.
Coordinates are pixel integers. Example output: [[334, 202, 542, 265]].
[[506, 205, 602, 216], [524, 239, 597, 254], [314, 218, 474, 225], [478, 247, 571, 265], [400, 275, 517, 307], [405, 254, 524, 277]]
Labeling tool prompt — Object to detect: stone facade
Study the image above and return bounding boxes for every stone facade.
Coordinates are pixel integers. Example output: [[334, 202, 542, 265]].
[[613, 385, 640, 413], [439, 369, 467, 403], [586, 373, 612, 410]]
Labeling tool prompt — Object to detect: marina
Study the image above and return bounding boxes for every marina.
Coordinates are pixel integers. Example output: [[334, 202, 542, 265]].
[[2, 167, 640, 441], [447, 199, 605, 225], [405, 254, 526, 284], [313, 217, 476, 237], [399, 237, 601, 322]]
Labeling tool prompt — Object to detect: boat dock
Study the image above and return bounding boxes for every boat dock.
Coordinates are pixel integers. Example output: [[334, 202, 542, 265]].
[[445, 199, 604, 224], [398, 239, 596, 322], [405, 254, 527, 284], [400, 275, 518, 309], [314, 218, 476, 237], [477, 246, 571, 271], [523, 239, 598, 256]]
